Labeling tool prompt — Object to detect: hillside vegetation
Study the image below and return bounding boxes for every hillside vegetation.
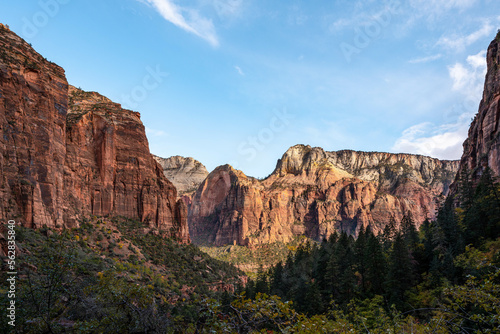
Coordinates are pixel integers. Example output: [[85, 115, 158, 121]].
[[0, 217, 244, 333], [0, 168, 498, 333]]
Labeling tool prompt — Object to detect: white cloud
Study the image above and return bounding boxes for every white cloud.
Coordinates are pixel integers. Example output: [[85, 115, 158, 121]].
[[392, 121, 468, 160], [448, 49, 486, 97], [467, 49, 487, 68], [449, 63, 470, 90], [234, 65, 245, 76], [408, 54, 442, 64], [140, 0, 219, 46], [393, 49, 487, 160], [437, 21, 494, 51]]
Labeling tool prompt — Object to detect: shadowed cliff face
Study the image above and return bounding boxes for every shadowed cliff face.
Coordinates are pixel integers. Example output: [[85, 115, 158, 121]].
[[188, 145, 459, 246], [0, 26, 189, 243], [453, 33, 500, 188]]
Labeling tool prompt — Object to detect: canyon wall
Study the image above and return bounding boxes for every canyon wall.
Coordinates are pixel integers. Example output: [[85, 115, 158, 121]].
[[188, 145, 459, 246], [0, 25, 188, 242]]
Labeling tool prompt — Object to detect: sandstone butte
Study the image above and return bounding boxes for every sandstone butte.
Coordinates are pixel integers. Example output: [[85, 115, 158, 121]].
[[0, 24, 189, 243], [451, 32, 500, 189], [188, 147, 460, 246]]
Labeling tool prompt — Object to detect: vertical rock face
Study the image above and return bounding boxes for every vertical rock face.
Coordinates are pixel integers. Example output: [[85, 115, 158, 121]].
[[0, 24, 68, 228], [454, 33, 500, 184], [153, 155, 209, 195], [0, 26, 189, 243], [64, 87, 189, 243], [189, 145, 459, 246]]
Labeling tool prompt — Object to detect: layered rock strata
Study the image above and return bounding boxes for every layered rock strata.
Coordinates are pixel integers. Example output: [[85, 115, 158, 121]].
[[189, 145, 459, 246]]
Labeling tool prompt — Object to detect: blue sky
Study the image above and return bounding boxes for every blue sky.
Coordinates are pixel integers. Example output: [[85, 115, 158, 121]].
[[1, 0, 499, 177]]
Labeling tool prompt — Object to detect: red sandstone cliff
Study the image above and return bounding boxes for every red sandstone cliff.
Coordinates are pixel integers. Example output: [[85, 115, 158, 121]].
[[188, 145, 459, 246], [64, 86, 189, 242], [0, 24, 68, 228], [453, 33, 500, 185], [0, 26, 189, 243]]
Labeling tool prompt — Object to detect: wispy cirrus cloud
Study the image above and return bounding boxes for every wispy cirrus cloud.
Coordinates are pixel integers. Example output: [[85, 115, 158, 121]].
[[408, 54, 442, 64], [410, 0, 479, 12], [326, 2, 400, 34], [436, 21, 494, 52], [234, 65, 245, 76], [139, 0, 219, 47]]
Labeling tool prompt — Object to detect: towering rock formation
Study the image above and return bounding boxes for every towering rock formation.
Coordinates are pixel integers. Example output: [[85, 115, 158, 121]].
[[153, 155, 209, 195], [189, 145, 459, 246], [454, 32, 500, 185], [64, 86, 189, 242], [0, 24, 68, 228], [0, 25, 189, 243]]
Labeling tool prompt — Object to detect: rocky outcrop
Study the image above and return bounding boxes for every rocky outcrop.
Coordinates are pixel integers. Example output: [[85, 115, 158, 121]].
[[189, 145, 459, 246], [453, 33, 500, 187], [153, 155, 209, 195], [0, 26, 189, 243]]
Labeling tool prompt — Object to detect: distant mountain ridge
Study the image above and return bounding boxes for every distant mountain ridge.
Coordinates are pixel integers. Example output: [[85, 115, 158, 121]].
[[185, 145, 459, 246]]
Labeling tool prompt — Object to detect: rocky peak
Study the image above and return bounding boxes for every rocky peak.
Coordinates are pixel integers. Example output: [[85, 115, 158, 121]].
[[274, 144, 328, 176], [153, 155, 209, 195]]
